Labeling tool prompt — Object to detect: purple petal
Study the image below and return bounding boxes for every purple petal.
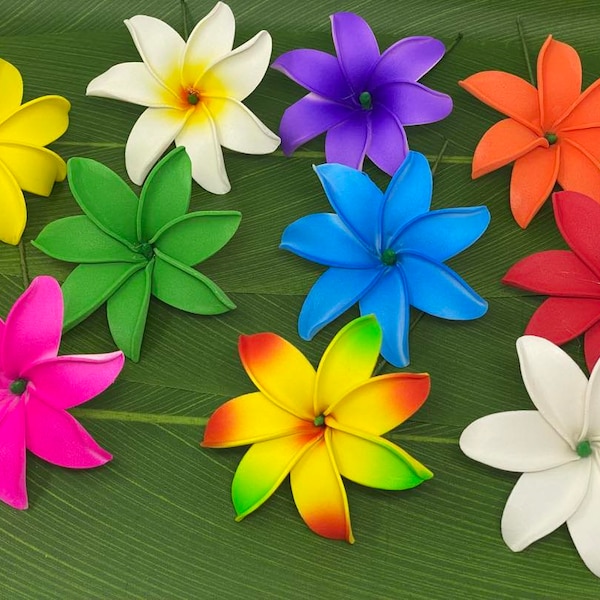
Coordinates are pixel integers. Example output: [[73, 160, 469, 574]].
[[280, 93, 353, 155], [331, 12, 379, 93], [272, 49, 351, 100], [370, 36, 446, 86], [376, 82, 452, 125], [367, 105, 409, 176], [0, 402, 27, 509], [325, 111, 370, 169]]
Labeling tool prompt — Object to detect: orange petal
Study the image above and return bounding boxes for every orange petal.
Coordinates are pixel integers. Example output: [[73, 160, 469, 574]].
[[562, 128, 600, 162], [556, 79, 600, 131], [472, 118, 547, 178], [510, 145, 560, 228], [557, 138, 600, 202]]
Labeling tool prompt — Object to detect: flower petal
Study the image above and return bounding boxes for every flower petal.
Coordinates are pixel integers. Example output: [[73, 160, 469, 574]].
[[510, 144, 560, 228], [325, 111, 369, 170], [557, 138, 600, 203], [502, 459, 590, 551], [366, 105, 408, 176], [562, 128, 600, 162], [0, 59, 23, 123], [0, 157, 26, 245], [202, 392, 315, 448], [291, 432, 353, 542], [585, 320, 600, 375], [460, 410, 579, 472], [584, 347, 600, 436], [0, 402, 27, 509], [557, 79, 600, 130]]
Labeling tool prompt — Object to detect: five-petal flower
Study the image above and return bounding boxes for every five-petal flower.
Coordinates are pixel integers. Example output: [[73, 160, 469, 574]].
[[32, 147, 240, 362], [460, 336, 600, 578], [0, 276, 123, 510], [202, 315, 432, 542], [272, 12, 452, 175], [280, 152, 490, 367], [86, 2, 280, 194], [460, 35, 600, 228]]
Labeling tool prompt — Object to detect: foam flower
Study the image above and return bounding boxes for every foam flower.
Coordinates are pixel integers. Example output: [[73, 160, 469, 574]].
[[0, 276, 123, 509], [461, 336, 600, 578], [32, 147, 240, 362], [272, 12, 452, 175], [0, 59, 70, 245], [280, 152, 489, 367], [503, 191, 600, 371], [86, 3, 279, 194], [203, 315, 432, 542], [460, 35, 600, 228]]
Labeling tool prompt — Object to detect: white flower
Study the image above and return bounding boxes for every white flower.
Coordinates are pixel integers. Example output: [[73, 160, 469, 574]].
[[460, 336, 600, 578], [86, 2, 280, 194]]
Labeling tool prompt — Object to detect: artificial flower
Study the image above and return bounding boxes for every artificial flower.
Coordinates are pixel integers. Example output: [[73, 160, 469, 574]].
[[460, 35, 600, 228], [86, 3, 280, 194], [0, 276, 123, 509], [203, 315, 432, 542], [460, 335, 600, 578], [0, 58, 70, 245], [504, 191, 600, 371], [32, 147, 240, 362], [272, 12, 452, 175], [280, 151, 489, 367]]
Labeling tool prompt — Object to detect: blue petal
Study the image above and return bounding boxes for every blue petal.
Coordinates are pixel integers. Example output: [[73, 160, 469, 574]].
[[314, 163, 384, 251], [359, 267, 410, 367], [281, 213, 378, 268], [392, 206, 491, 261], [382, 152, 432, 244], [299, 267, 383, 339], [400, 252, 488, 319]]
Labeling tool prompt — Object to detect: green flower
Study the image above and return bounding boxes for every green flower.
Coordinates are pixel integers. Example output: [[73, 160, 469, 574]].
[[33, 147, 240, 362]]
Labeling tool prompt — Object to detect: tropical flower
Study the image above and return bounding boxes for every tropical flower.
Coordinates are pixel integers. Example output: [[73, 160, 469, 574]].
[[32, 147, 240, 362], [0, 276, 123, 509], [0, 58, 70, 245], [504, 191, 600, 371], [272, 12, 452, 175], [460, 336, 600, 578], [202, 315, 432, 542], [280, 152, 489, 367], [86, 2, 280, 194], [460, 35, 600, 228]]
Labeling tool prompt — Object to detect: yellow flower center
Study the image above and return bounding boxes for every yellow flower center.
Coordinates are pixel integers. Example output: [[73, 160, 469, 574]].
[[186, 89, 200, 106], [313, 414, 325, 427]]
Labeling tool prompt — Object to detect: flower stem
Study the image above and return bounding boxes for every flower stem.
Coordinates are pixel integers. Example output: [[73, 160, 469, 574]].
[[516, 17, 535, 86]]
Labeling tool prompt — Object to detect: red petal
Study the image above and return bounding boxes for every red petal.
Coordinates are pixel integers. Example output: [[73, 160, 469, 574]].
[[584, 320, 600, 372]]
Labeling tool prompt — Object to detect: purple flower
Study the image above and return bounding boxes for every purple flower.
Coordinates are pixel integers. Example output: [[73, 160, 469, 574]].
[[272, 12, 453, 175]]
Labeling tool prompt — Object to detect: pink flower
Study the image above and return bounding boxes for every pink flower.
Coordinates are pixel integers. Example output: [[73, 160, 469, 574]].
[[0, 276, 124, 509]]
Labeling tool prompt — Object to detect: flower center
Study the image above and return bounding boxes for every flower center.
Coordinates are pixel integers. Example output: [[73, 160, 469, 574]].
[[544, 132, 558, 145], [187, 90, 200, 105], [135, 242, 154, 260], [9, 378, 27, 395], [313, 414, 325, 427], [381, 248, 397, 266], [576, 440, 593, 458], [358, 91, 372, 110]]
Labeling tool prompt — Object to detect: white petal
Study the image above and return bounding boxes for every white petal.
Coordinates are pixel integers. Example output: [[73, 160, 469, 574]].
[[567, 454, 600, 577], [175, 105, 230, 194], [460, 411, 578, 472], [201, 30, 271, 101], [585, 359, 600, 439], [502, 458, 592, 551], [183, 2, 235, 86], [517, 336, 587, 446], [125, 107, 188, 185]]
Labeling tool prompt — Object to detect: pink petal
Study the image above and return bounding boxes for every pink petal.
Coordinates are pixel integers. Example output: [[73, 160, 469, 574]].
[[584, 320, 600, 372], [0, 401, 27, 509]]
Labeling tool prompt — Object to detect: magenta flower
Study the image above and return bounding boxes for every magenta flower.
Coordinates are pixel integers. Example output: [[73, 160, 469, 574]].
[[0, 276, 124, 509], [272, 12, 452, 174]]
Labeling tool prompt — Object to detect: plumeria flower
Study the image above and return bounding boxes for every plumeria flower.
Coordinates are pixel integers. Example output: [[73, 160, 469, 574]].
[[86, 2, 280, 194], [460, 336, 600, 578], [280, 152, 489, 367], [272, 12, 452, 175], [504, 191, 600, 372], [203, 315, 432, 542], [0, 276, 123, 509], [460, 35, 600, 228], [0, 58, 70, 245]]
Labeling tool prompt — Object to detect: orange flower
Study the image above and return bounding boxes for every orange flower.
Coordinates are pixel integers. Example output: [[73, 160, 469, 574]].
[[460, 35, 600, 228]]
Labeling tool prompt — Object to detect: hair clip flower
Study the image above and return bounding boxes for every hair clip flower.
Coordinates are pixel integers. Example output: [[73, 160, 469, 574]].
[[272, 12, 452, 175], [460, 35, 600, 228], [504, 191, 600, 371], [461, 335, 600, 578], [0, 276, 123, 509], [280, 152, 489, 367], [203, 315, 432, 542], [0, 59, 70, 245], [32, 147, 240, 362], [86, 2, 279, 194]]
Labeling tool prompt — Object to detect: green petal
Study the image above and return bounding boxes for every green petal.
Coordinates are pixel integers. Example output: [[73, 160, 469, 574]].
[[138, 147, 191, 242], [152, 249, 235, 314], [106, 260, 154, 362], [32, 216, 144, 263], [68, 157, 140, 245], [152, 211, 241, 266], [62, 262, 146, 330]]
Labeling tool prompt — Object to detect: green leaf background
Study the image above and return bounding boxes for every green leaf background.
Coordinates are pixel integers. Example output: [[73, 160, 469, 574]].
[[1, 0, 599, 597]]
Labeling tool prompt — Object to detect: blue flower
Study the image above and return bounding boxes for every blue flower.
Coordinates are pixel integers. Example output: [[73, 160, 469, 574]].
[[280, 151, 490, 367]]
